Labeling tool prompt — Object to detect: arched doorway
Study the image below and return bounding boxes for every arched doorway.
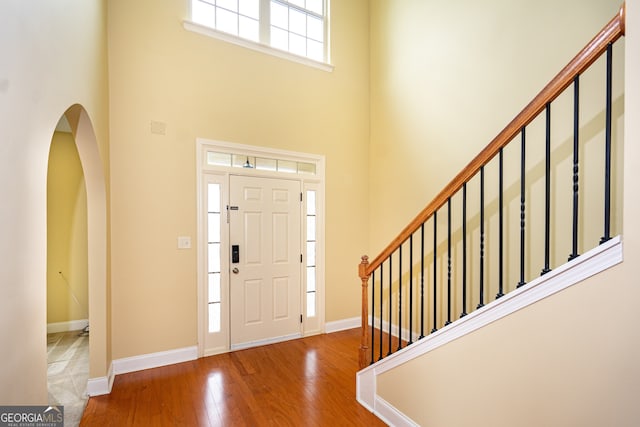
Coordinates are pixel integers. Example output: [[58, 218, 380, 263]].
[[46, 115, 90, 420], [47, 105, 109, 400]]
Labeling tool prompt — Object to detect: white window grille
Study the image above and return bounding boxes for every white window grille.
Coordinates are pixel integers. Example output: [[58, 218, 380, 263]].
[[207, 182, 222, 333], [305, 189, 317, 317], [190, 0, 328, 63]]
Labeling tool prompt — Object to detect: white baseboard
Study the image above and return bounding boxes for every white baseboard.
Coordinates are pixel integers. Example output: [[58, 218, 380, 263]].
[[86, 364, 114, 396], [375, 396, 420, 427], [325, 316, 360, 333], [47, 319, 89, 334], [368, 317, 420, 343], [89, 318, 366, 396], [112, 346, 198, 375]]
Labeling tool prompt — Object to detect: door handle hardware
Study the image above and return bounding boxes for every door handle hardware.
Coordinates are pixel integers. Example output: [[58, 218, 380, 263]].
[[226, 205, 239, 223], [232, 267, 239, 274], [232, 245, 240, 263]]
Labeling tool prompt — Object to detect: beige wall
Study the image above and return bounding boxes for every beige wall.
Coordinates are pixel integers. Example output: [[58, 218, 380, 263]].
[[377, 260, 640, 426], [107, 0, 370, 359], [47, 131, 89, 324], [369, 0, 624, 254], [0, 0, 109, 404], [374, 1, 640, 425], [2, 0, 634, 413]]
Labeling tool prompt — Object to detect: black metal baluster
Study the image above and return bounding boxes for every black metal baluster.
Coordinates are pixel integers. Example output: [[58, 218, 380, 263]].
[[518, 128, 527, 288], [570, 76, 580, 261], [461, 183, 468, 317], [601, 43, 613, 244], [431, 212, 438, 333], [541, 103, 552, 276], [388, 255, 392, 356], [370, 271, 375, 365], [478, 167, 485, 309], [398, 245, 403, 351], [379, 263, 383, 360], [446, 198, 452, 326], [420, 223, 425, 339], [497, 148, 505, 299], [409, 234, 414, 345]]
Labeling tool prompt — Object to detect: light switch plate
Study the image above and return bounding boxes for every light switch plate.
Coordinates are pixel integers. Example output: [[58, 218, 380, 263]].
[[177, 236, 191, 249]]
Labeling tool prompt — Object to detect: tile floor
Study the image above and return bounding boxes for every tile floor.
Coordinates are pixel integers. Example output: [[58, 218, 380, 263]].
[[47, 329, 89, 427]]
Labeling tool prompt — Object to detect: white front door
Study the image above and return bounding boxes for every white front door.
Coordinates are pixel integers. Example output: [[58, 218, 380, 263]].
[[229, 175, 302, 349]]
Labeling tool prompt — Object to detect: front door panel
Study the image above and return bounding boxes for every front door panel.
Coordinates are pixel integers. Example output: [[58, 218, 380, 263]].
[[229, 175, 301, 349]]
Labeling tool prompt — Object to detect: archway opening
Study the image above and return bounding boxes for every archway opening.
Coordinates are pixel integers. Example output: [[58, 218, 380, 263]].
[[46, 114, 90, 417], [45, 104, 109, 412]]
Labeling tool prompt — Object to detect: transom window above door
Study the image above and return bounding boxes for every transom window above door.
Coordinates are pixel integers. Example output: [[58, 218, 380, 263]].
[[206, 150, 317, 176], [188, 0, 330, 67]]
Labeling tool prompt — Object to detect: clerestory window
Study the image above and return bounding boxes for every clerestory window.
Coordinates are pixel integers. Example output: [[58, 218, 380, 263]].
[[190, 0, 328, 64]]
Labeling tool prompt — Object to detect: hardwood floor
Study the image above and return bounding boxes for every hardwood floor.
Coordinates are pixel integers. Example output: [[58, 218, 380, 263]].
[[80, 328, 386, 426]]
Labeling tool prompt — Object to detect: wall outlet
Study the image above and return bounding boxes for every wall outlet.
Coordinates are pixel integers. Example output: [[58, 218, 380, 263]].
[[177, 236, 191, 249]]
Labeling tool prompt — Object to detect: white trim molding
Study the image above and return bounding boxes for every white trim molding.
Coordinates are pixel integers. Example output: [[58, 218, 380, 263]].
[[86, 364, 114, 397], [196, 139, 326, 357], [89, 346, 198, 396], [47, 319, 89, 334], [183, 21, 334, 73], [325, 317, 360, 333], [375, 396, 420, 427], [112, 346, 198, 376], [368, 317, 420, 344], [357, 236, 622, 421]]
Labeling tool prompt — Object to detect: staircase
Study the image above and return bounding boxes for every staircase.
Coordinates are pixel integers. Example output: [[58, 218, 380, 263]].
[[357, 4, 627, 426]]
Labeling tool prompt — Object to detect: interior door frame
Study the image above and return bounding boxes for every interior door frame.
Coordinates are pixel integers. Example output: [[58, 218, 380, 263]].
[[196, 139, 325, 357]]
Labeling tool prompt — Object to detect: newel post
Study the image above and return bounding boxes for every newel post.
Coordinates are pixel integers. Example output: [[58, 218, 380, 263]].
[[358, 255, 370, 369]]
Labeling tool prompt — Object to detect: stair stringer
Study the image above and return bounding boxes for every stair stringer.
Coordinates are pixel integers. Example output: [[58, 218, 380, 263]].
[[356, 235, 622, 427]]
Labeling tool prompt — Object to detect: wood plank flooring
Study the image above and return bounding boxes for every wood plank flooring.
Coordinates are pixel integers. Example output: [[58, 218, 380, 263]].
[[80, 328, 386, 426]]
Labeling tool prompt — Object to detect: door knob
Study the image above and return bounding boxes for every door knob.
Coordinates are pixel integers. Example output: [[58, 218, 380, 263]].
[[232, 267, 239, 274]]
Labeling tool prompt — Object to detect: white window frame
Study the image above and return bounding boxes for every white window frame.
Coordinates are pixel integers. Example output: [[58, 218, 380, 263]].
[[303, 185, 321, 324], [185, 0, 333, 72], [196, 138, 326, 357], [202, 174, 229, 354]]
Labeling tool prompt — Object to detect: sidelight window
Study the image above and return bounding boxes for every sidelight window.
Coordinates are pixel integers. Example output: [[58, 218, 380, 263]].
[[207, 183, 222, 333], [305, 189, 317, 317]]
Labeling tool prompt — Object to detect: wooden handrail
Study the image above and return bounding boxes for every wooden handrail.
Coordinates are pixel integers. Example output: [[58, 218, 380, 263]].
[[364, 3, 626, 276]]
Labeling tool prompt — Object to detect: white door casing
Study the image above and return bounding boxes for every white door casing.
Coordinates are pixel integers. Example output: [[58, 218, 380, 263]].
[[229, 175, 302, 349], [197, 140, 325, 358]]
